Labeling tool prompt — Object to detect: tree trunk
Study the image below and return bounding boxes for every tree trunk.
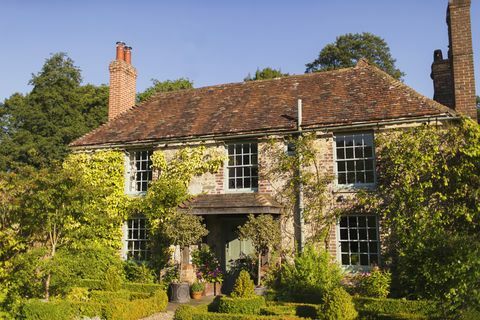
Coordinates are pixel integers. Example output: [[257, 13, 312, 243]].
[[257, 252, 262, 287]]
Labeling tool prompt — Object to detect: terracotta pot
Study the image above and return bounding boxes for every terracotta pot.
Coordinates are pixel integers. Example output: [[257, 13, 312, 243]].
[[203, 282, 214, 296], [214, 282, 222, 296], [191, 291, 203, 300]]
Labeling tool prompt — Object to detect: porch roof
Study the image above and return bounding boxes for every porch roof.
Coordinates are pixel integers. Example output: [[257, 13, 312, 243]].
[[180, 193, 283, 215]]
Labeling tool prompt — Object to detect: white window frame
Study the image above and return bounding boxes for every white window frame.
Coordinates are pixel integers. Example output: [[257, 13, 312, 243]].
[[125, 150, 153, 195], [333, 132, 376, 190], [225, 142, 259, 193], [122, 217, 150, 261], [336, 214, 380, 271]]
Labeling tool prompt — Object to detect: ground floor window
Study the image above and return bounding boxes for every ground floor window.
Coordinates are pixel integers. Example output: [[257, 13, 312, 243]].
[[126, 217, 150, 261], [338, 215, 379, 267]]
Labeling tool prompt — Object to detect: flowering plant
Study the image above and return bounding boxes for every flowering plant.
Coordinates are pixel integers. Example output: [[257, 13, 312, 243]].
[[192, 245, 224, 283]]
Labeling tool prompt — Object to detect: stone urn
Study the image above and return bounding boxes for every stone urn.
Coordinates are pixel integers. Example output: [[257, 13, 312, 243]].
[[169, 283, 191, 303]]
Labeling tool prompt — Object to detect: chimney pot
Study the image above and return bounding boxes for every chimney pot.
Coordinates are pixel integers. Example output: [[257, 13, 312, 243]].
[[124, 46, 132, 64], [116, 41, 125, 61]]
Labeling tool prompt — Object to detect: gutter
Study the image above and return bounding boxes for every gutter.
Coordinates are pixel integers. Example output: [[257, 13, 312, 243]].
[[70, 114, 459, 151]]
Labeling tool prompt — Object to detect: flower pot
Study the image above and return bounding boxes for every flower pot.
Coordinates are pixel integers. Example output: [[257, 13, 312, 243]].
[[191, 291, 203, 300], [214, 282, 222, 296], [169, 283, 191, 303], [203, 282, 214, 296]]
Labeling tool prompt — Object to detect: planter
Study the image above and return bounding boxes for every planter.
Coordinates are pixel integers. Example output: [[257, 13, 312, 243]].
[[169, 283, 191, 303], [254, 286, 267, 296], [203, 282, 222, 296], [191, 291, 203, 300]]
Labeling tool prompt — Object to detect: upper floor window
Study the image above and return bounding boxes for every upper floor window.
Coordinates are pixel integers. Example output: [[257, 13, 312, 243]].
[[125, 217, 150, 261], [227, 142, 258, 190], [127, 150, 152, 193], [339, 215, 379, 268], [334, 133, 375, 187]]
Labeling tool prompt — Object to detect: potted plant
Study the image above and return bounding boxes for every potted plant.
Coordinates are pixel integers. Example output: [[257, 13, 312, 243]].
[[190, 281, 205, 300], [192, 245, 224, 296]]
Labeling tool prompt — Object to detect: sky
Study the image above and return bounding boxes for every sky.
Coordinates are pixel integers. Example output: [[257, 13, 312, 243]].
[[1, 0, 479, 102]]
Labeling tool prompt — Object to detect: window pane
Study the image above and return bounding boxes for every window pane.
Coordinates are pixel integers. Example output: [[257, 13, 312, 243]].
[[341, 242, 349, 252], [228, 145, 234, 154], [251, 155, 258, 165], [227, 143, 258, 190], [251, 144, 257, 153], [368, 216, 377, 228], [369, 242, 378, 253], [252, 167, 258, 177], [346, 148, 354, 159], [236, 155, 242, 165], [336, 138, 344, 148], [370, 254, 379, 265], [347, 161, 354, 171], [236, 167, 242, 176], [345, 138, 354, 147], [236, 178, 243, 188], [366, 171, 374, 183], [229, 156, 234, 166], [244, 178, 251, 188], [340, 217, 348, 227], [360, 242, 368, 253], [348, 216, 357, 227], [350, 242, 358, 253], [368, 229, 377, 241], [356, 172, 365, 184], [360, 254, 369, 266], [358, 229, 367, 240], [340, 228, 348, 240], [337, 148, 345, 160], [358, 216, 366, 227], [229, 168, 235, 178], [243, 155, 250, 165], [342, 254, 350, 265], [347, 172, 355, 184], [337, 162, 346, 172], [235, 145, 242, 153], [338, 173, 346, 184], [365, 159, 373, 170], [244, 167, 251, 177], [349, 229, 358, 240], [252, 177, 258, 188], [356, 160, 364, 171], [229, 179, 235, 189], [364, 146, 373, 157], [350, 254, 359, 265], [243, 144, 250, 153]]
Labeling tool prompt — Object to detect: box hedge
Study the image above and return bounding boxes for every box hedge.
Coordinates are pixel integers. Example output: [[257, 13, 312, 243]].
[[218, 296, 266, 315], [21, 289, 168, 320], [76, 278, 164, 293], [354, 297, 438, 318], [174, 305, 302, 320]]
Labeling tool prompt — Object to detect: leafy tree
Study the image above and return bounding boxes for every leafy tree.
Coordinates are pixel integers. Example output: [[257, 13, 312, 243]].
[[238, 214, 281, 286], [137, 78, 193, 103], [244, 67, 289, 81], [359, 118, 480, 315], [0, 53, 108, 170], [305, 32, 404, 79]]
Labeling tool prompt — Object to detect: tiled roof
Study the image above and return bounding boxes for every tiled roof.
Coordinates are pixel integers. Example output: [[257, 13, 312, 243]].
[[71, 60, 455, 148], [180, 193, 282, 215]]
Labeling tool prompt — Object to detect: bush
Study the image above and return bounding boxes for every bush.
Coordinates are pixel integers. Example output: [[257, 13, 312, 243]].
[[218, 296, 266, 315], [22, 300, 75, 320], [102, 266, 123, 291], [174, 304, 302, 320], [319, 287, 357, 320], [89, 289, 131, 303], [76, 278, 164, 293], [191, 281, 205, 293], [123, 260, 155, 283], [273, 246, 342, 303], [65, 287, 89, 301], [354, 297, 439, 319], [355, 268, 392, 298], [261, 304, 317, 318], [231, 270, 256, 298]]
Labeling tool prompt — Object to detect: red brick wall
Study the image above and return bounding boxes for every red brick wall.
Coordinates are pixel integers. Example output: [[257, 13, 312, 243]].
[[108, 60, 137, 121]]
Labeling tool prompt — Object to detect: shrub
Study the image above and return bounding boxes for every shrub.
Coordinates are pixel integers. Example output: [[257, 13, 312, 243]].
[[218, 296, 266, 315], [319, 287, 357, 320], [355, 268, 392, 298], [191, 281, 205, 293], [89, 289, 131, 303], [174, 304, 302, 320], [231, 270, 256, 298], [273, 246, 342, 303], [261, 304, 317, 318], [76, 278, 164, 293], [174, 305, 196, 320], [354, 297, 439, 319], [22, 300, 75, 320], [123, 260, 155, 283], [65, 287, 89, 301], [102, 266, 122, 291]]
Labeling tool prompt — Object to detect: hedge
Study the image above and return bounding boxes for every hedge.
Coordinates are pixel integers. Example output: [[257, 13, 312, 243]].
[[76, 278, 164, 293], [353, 297, 438, 319], [174, 305, 302, 320], [21, 289, 168, 320], [218, 296, 266, 315]]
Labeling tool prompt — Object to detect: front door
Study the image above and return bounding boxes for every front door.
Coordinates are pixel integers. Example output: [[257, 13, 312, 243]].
[[224, 218, 254, 271]]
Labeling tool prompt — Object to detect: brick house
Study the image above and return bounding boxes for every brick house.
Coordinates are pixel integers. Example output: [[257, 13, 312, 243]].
[[71, 0, 476, 273]]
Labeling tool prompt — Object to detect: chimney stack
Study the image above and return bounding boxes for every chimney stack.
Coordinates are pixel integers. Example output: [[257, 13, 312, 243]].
[[108, 42, 137, 121], [431, 0, 477, 121]]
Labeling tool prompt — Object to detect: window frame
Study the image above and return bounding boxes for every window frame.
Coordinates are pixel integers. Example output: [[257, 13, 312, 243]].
[[336, 214, 381, 271], [224, 141, 259, 193], [333, 132, 376, 190], [125, 149, 153, 195], [122, 216, 150, 262]]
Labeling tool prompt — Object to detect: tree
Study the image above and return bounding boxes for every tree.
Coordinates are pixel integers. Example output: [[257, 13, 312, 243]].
[[358, 118, 480, 315], [238, 214, 281, 286], [244, 67, 289, 81], [137, 78, 193, 103], [0, 53, 108, 170], [305, 32, 404, 80]]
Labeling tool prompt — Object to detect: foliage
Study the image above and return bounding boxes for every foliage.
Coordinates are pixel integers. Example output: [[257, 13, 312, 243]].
[[102, 266, 123, 292], [319, 287, 357, 320], [123, 260, 155, 284], [354, 297, 439, 319], [358, 118, 480, 315], [353, 267, 392, 298], [271, 246, 342, 303], [218, 296, 266, 315], [191, 282, 205, 293], [137, 78, 193, 103], [162, 212, 208, 250], [238, 214, 281, 286], [260, 134, 334, 249], [0, 53, 108, 170], [244, 68, 289, 81], [160, 262, 180, 287], [65, 287, 89, 302], [231, 270, 256, 298], [192, 245, 223, 283], [305, 32, 404, 79]]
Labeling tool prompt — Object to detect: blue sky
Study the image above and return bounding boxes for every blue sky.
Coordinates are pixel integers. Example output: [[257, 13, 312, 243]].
[[1, 0, 479, 101]]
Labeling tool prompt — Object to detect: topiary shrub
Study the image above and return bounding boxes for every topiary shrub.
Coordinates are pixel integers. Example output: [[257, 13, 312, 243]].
[[123, 261, 155, 284], [319, 287, 357, 320], [102, 266, 123, 292], [174, 305, 196, 320], [231, 270, 256, 298], [355, 267, 391, 298], [218, 296, 266, 315]]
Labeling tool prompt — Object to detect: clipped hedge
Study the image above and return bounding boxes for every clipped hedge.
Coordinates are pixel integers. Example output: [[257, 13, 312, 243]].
[[174, 305, 302, 320], [22, 289, 168, 320], [354, 297, 438, 319], [261, 303, 317, 318], [218, 296, 266, 315], [76, 278, 164, 293]]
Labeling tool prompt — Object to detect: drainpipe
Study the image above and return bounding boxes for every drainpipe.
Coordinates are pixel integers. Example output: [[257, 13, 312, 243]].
[[294, 99, 305, 254]]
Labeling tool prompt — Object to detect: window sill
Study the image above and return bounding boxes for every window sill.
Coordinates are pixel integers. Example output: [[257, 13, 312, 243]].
[[125, 191, 146, 197], [334, 184, 376, 193], [225, 188, 258, 194]]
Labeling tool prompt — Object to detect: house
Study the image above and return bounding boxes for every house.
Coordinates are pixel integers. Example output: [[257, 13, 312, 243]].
[[70, 0, 476, 274]]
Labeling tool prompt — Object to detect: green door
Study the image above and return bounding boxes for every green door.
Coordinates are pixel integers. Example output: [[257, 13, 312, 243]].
[[224, 218, 254, 271]]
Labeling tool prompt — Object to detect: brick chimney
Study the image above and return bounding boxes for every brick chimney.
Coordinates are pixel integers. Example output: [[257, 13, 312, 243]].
[[431, 0, 477, 121], [108, 42, 137, 121]]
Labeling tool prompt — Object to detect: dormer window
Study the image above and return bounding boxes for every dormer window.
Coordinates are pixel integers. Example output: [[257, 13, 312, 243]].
[[227, 142, 258, 191], [127, 150, 152, 193]]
